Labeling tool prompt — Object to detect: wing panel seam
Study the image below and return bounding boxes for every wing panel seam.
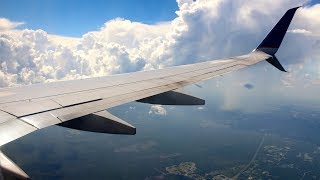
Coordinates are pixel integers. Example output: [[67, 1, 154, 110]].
[[17, 98, 103, 118]]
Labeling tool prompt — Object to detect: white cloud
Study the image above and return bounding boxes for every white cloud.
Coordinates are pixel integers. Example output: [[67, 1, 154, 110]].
[[304, 153, 313, 162], [0, 18, 24, 31], [197, 107, 204, 110], [0, 0, 319, 112], [288, 28, 312, 34], [149, 105, 167, 116]]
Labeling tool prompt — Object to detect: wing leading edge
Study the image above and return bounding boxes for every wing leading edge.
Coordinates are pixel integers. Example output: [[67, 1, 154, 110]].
[[0, 7, 300, 179]]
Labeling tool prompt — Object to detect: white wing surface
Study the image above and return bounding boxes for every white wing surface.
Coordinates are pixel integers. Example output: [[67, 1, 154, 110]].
[[0, 51, 271, 147]]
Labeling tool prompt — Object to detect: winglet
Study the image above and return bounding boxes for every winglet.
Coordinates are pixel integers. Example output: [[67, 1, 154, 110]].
[[257, 6, 301, 55], [266, 55, 287, 72], [256, 6, 300, 72]]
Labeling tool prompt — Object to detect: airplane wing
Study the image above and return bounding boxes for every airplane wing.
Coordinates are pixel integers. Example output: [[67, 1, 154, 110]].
[[0, 7, 300, 179]]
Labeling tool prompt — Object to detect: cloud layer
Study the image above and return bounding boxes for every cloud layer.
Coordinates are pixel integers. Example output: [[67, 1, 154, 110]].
[[0, 0, 319, 111]]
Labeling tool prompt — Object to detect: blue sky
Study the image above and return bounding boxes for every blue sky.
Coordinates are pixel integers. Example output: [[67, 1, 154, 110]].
[[1, 0, 319, 37], [0, 0, 178, 37]]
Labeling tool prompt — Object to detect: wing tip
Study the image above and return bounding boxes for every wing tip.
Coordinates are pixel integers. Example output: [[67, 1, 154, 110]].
[[257, 6, 300, 55], [291, 6, 302, 10]]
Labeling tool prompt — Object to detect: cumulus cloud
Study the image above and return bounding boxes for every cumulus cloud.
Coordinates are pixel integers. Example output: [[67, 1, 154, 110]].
[[288, 28, 312, 34], [149, 105, 167, 116], [0, 0, 319, 112]]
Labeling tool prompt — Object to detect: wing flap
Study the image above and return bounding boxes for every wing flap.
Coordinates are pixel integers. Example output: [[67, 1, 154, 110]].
[[51, 85, 134, 107], [20, 112, 62, 129], [0, 118, 37, 147], [0, 111, 16, 124], [0, 99, 61, 117]]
